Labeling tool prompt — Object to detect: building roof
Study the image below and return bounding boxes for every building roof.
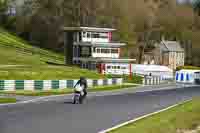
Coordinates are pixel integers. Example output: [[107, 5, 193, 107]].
[[161, 41, 184, 52], [63, 27, 116, 32], [74, 42, 126, 48]]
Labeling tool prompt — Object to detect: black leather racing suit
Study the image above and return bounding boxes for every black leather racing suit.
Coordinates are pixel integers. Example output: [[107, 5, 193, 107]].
[[74, 78, 88, 101]]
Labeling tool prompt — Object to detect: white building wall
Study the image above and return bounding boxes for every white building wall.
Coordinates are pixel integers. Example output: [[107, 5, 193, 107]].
[[105, 63, 130, 75]]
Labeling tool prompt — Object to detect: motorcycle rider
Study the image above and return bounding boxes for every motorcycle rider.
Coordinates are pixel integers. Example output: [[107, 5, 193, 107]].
[[74, 77, 88, 103]]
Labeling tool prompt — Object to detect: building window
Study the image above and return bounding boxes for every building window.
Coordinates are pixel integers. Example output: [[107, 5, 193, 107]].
[[91, 32, 108, 39], [87, 32, 91, 38], [101, 49, 110, 53], [80, 46, 91, 57], [112, 66, 120, 69], [79, 32, 82, 42], [107, 66, 111, 69], [93, 47, 96, 53], [73, 47, 75, 57], [97, 48, 101, 53], [73, 46, 77, 57], [121, 67, 127, 69], [111, 49, 118, 53], [82, 32, 87, 38], [92, 33, 100, 38], [100, 32, 109, 39]]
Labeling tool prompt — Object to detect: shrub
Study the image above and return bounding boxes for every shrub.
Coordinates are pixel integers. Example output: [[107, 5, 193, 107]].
[[126, 75, 143, 84], [105, 74, 143, 84]]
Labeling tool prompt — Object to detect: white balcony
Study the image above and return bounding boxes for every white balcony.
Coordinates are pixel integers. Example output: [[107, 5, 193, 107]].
[[92, 53, 119, 58], [82, 37, 109, 43]]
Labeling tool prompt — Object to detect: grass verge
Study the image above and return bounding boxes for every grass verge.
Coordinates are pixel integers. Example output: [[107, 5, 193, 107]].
[[0, 27, 64, 65], [176, 66, 200, 71], [0, 98, 17, 103], [0, 84, 136, 96], [0, 65, 103, 79], [109, 98, 200, 133], [89, 84, 137, 93], [0, 27, 103, 80]]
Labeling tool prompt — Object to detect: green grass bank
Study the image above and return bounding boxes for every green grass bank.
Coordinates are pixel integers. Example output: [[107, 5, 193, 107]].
[[0, 98, 17, 103]]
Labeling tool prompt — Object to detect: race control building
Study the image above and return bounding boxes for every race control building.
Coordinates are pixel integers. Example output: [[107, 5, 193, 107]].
[[63, 27, 136, 74]]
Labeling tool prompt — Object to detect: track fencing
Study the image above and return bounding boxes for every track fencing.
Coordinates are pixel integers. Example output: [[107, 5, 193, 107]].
[[143, 76, 174, 85], [0, 78, 123, 91]]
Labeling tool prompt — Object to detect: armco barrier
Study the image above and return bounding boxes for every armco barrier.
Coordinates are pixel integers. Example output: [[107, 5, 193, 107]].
[[0, 78, 123, 91], [143, 76, 173, 85]]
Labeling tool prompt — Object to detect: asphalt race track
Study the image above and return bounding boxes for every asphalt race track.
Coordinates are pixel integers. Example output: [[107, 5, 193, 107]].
[[0, 87, 200, 133]]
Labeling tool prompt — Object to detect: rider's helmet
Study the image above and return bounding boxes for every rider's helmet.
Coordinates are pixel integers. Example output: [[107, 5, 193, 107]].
[[80, 77, 85, 81]]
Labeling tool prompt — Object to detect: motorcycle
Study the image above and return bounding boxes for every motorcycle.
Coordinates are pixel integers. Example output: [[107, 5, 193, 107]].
[[73, 85, 84, 104]]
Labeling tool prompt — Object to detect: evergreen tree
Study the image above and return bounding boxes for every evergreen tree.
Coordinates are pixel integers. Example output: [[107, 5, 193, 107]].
[[0, 0, 7, 25], [193, 0, 200, 15]]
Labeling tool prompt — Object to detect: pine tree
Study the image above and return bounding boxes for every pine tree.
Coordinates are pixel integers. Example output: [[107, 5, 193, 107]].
[[0, 0, 7, 25], [193, 0, 200, 15]]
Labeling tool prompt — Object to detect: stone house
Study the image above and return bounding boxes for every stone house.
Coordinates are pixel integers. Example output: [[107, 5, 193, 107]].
[[160, 41, 185, 70], [143, 40, 185, 70]]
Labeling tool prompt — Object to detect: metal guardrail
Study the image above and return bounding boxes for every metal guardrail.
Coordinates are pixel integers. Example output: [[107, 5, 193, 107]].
[[143, 76, 174, 85]]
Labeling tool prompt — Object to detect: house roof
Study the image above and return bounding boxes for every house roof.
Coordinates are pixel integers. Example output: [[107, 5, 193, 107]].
[[63, 27, 116, 32], [161, 41, 184, 52]]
